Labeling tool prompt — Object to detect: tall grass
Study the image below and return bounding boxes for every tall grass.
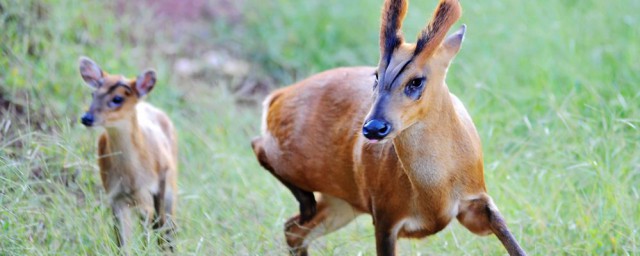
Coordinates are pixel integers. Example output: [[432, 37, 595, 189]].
[[1, 0, 639, 255]]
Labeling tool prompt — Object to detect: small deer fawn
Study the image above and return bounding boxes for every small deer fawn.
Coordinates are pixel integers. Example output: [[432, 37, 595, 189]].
[[79, 56, 178, 252], [251, 0, 525, 255]]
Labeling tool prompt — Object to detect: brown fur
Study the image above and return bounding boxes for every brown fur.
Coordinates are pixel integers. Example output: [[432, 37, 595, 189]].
[[252, 1, 525, 255], [79, 57, 178, 252]]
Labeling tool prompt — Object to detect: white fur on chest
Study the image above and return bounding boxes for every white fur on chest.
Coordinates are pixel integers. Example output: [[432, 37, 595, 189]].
[[103, 144, 159, 204], [105, 162, 159, 204], [395, 200, 460, 234], [398, 217, 426, 233]]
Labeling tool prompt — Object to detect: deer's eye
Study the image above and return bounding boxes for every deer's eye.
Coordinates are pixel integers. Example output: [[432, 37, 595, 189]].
[[404, 77, 426, 100], [109, 95, 124, 108], [408, 78, 423, 89]]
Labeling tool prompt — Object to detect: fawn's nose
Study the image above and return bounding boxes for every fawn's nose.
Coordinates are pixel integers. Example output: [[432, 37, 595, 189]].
[[362, 119, 391, 140], [80, 113, 94, 127]]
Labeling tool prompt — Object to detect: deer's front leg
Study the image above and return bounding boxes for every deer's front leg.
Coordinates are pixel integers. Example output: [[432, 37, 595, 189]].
[[112, 200, 133, 250], [374, 219, 397, 256], [457, 193, 526, 256]]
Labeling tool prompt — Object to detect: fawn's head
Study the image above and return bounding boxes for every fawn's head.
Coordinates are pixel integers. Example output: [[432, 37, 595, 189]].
[[362, 0, 464, 142], [78, 56, 156, 127]]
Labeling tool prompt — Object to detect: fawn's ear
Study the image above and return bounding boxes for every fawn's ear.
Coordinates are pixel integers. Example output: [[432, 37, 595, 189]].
[[78, 56, 103, 89], [135, 69, 156, 97], [440, 24, 466, 61]]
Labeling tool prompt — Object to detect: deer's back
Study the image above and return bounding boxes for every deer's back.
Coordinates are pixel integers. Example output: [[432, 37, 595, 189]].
[[137, 102, 178, 176], [260, 67, 376, 206]]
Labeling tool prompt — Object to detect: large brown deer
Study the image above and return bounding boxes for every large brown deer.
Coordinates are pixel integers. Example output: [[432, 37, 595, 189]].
[[251, 0, 525, 255], [79, 56, 178, 252]]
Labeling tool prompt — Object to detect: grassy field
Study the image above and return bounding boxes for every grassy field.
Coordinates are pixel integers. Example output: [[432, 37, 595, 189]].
[[1, 0, 639, 255]]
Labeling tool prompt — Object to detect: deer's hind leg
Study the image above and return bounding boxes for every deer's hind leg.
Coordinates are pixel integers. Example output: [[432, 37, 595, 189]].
[[153, 176, 176, 252], [457, 193, 526, 256], [252, 137, 317, 224], [284, 194, 361, 256]]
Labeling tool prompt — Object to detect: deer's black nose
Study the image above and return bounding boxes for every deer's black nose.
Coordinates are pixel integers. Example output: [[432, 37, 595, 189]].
[[362, 119, 391, 140], [80, 113, 94, 126]]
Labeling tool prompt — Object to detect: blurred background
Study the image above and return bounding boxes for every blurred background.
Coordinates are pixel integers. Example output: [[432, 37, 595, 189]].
[[1, 0, 638, 254]]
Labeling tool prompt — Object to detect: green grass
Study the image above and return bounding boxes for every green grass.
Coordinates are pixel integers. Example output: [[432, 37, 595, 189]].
[[1, 0, 639, 255]]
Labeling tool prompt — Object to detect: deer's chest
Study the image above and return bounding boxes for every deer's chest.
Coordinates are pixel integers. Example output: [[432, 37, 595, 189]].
[[101, 152, 158, 204]]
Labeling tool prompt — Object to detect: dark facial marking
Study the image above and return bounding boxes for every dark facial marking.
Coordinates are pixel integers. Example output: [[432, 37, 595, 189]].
[[377, 54, 415, 93], [106, 82, 133, 95], [383, 57, 415, 91]]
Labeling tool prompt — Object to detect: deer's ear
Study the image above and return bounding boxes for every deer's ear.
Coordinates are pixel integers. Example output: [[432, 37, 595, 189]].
[[135, 69, 156, 97], [415, 0, 462, 65], [79, 56, 103, 89], [441, 24, 466, 59]]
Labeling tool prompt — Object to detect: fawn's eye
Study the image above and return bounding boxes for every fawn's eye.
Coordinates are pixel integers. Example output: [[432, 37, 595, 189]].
[[112, 96, 124, 104], [109, 95, 124, 107], [404, 77, 426, 100]]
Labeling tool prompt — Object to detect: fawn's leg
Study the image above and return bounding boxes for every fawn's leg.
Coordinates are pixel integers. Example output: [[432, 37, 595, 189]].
[[153, 176, 176, 252], [112, 200, 134, 252]]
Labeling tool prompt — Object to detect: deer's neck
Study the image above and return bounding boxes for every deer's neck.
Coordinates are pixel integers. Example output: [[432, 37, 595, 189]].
[[393, 84, 462, 187], [104, 112, 145, 160]]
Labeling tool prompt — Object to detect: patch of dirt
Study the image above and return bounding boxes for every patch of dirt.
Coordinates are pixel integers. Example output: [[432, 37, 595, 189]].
[[119, 0, 244, 25], [172, 50, 274, 104], [113, 0, 273, 105]]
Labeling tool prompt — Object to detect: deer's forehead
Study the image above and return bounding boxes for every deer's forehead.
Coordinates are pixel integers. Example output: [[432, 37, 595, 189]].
[[97, 76, 130, 92], [386, 46, 416, 70], [104, 75, 129, 86], [379, 44, 423, 89]]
